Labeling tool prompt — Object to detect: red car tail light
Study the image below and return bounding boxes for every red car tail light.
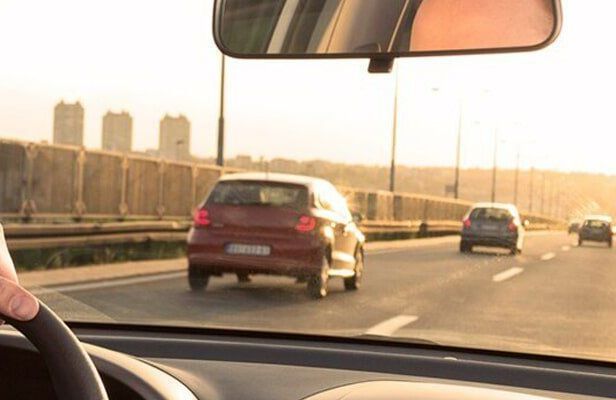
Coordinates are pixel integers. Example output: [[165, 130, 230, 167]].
[[193, 208, 211, 228], [463, 218, 471, 229], [507, 219, 518, 233], [295, 215, 317, 233]]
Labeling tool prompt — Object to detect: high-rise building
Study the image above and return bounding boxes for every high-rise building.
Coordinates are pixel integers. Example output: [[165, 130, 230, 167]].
[[159, 114, 190, 161], [53, 101, 84, 146], [102, 111, 132, 152]]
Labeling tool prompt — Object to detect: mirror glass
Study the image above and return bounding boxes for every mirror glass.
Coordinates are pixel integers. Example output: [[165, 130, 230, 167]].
[[215, 0, 560, 57]]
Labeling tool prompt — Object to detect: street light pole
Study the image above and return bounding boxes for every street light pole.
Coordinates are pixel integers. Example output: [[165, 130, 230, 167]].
[[216, 54, 226, 167], [431, 87, 464, 199], [491, 129, 498, 202], [540, 172, 546, 214], [454, 107, 462, 199], [389, 69, 399, 193], [529, 167, 535, 212]]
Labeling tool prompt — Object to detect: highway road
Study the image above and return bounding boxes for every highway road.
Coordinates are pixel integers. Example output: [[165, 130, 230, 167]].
[[37, 231, 616, 362]]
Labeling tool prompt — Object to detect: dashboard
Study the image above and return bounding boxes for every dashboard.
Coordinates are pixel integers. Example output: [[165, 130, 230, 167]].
[[0, 325, 614, 399]]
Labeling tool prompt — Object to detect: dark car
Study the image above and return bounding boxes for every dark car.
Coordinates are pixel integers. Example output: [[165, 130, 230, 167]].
[[578, 216, 613, 247], [460, 203, 527, 255], [187, 173, 365, 298]]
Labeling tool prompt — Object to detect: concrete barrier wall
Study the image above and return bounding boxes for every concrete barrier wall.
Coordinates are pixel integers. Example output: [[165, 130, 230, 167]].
[[83, 150, 123, 216], [0, 141, 26, 214], [0, 140, 562, 226], [31, 145, 77, 215]]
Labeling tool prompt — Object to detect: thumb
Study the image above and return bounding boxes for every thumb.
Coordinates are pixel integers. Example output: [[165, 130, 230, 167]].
[[0, 277, 39, 321], [0, 224, 18, 283]]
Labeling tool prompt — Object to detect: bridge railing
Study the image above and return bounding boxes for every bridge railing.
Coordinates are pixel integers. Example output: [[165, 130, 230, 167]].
[[1, 139, 562, 227]]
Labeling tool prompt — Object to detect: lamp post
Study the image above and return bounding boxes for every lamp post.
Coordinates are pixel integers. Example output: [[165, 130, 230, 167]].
[[540, 172, 546, 214], [431, 87, 486, 199], [389, 68, 399, 192], [513, 146, 520, 205], [529, 167, 535, 212], [491, 128, 499, 202], [216, 54, 226, 167]]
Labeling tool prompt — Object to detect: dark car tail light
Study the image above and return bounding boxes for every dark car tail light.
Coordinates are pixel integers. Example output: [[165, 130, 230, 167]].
[[508, 219, 518, 233], [193, 208, 211, 228], [463, 218, 471, 229], [295, 215, 317, 233]]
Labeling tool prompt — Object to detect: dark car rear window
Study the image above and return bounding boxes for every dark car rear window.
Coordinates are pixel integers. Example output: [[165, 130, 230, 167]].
[[207, 181, 309, 211], [584, 220, 609, 228], [469, 207, 513, 221]]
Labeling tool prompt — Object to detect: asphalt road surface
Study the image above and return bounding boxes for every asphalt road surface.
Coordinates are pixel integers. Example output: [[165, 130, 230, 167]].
[[38, 232, 616, 362]]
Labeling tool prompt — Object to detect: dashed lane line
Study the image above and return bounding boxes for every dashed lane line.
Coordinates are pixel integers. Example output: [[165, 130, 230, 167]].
[[492, 267, 524, 283], [364, 315, 419, 336], [541, 252, 556, 261]]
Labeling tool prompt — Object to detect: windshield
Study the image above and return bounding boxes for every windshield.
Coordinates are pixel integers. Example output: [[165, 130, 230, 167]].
[[1, 0, 615, 364]]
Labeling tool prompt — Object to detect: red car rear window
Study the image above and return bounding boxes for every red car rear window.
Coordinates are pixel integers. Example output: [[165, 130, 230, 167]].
[[207, 181, 309, 211]]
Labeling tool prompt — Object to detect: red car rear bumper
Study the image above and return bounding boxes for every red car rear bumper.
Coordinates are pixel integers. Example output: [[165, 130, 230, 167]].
[[187, 228, 326, 276]]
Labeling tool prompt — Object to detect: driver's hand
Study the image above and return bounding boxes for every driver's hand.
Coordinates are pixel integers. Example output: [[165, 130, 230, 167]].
[[0, 224, 39, 321]]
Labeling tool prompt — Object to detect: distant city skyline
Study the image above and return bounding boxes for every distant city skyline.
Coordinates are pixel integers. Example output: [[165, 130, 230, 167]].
[[51, 101, 193, 160]]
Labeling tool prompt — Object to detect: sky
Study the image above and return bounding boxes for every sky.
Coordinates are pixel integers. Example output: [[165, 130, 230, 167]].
[[0, 0, 615, 174]]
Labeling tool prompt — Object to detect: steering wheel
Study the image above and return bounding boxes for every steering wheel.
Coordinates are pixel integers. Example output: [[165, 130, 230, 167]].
[[2, 301, 109, 400]]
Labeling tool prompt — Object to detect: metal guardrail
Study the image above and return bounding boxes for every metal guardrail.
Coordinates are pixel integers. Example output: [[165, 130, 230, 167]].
[[3, 221, 188, 250], [3, 220, 556, 251], [3, 221, 191, 238]]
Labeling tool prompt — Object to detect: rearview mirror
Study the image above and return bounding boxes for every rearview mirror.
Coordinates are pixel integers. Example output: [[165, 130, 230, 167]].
[[213, 0, 561, 59]]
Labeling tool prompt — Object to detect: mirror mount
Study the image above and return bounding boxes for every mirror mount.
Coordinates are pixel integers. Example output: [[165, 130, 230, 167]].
[[368, 57, 395, 74]]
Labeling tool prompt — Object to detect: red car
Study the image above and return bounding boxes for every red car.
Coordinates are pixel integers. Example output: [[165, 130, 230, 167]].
[[187, 173, 365, 298]]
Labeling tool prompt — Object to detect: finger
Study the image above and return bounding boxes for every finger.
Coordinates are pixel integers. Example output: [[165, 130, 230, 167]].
[[0, 224, 18, 283], [0, 277, 39, 321]]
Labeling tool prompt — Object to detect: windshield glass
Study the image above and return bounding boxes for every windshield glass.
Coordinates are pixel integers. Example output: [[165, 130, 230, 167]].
[[0, 0, 615, 364]]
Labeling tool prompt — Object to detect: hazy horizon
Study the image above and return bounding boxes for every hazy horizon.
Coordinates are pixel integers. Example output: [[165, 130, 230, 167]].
[[1, 0, 616, 175]]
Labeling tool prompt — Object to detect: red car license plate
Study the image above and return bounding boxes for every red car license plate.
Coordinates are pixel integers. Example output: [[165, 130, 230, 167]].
[[225, 244, 271, 256]]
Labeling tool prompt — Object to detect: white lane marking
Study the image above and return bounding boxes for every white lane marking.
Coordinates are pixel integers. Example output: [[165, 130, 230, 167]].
[[541, 252, 556, 261], [366, 237, 459, 255], [492, 267, 524, 283], [561, 245, 571, 252], [368, 248, 425, 256], [365, 315, 419, 336], [29, 272, 186, 295]]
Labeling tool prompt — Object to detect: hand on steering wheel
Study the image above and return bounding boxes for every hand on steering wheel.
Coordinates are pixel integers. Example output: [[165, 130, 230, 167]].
[[0, 224, 38, 321], [0, 224, 109, 400]]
